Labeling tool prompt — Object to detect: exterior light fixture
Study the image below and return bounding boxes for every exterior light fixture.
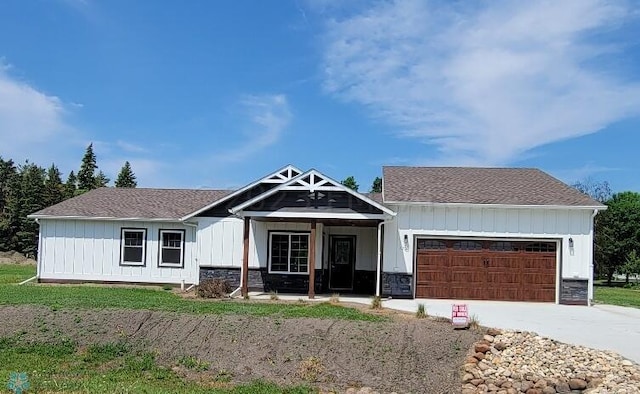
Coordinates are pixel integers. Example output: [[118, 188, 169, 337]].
[[568, 237, 574, 248], [403, 234, 409, 249]]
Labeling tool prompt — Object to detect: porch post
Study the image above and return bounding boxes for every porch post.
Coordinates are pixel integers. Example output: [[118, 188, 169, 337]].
[[308, 220, 316, 299], [241, 216, 250, 297]]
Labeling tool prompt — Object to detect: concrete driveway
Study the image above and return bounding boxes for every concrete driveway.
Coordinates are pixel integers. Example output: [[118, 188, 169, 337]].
[[382, 299, 640, 363]]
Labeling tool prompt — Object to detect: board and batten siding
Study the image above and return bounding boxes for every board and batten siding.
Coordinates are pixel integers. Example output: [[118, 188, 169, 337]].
[[38, 219, 198, 284], [383, 205, 596, 299]]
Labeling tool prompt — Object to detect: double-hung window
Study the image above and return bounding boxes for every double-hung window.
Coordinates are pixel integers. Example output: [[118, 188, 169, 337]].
[[159, 229, 185, 267], [121, 228, 146, 266], [269, 232, 310, 274]]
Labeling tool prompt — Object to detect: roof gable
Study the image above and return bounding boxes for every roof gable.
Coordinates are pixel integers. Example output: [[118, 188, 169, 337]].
[[230, 169, 396, 216], [181, 164, 302, 219], [383, 166, 605, 208]]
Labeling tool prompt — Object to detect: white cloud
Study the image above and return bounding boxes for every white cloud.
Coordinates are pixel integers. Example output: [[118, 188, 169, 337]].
[[216, 94, 292, 162], [0, 64, 82, 167], [320, 0, 640, 165]]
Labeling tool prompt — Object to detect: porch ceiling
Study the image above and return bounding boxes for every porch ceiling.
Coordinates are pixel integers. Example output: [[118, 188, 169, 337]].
[[251, 217, 381, 227]]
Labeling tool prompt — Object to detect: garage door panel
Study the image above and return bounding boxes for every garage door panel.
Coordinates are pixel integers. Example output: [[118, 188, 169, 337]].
[[415, 238, 557, 302]]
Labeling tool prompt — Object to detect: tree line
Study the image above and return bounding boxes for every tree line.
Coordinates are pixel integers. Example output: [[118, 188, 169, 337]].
[[0, 144, 137, 257], [573, 179, 640, 285]]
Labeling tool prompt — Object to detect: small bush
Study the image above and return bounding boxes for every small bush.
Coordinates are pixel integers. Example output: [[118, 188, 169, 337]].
[[329, 293, 340, 304], [162, 284, 173, 291], [370, 296, 382, 309], [295, 356, 325, 382], [416, 303, 427, 319], [196, 278, 232, 298], [269, 291, 279, 300]]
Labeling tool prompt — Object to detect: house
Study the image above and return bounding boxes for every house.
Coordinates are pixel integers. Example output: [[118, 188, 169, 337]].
[[29, 165, 605, 305]]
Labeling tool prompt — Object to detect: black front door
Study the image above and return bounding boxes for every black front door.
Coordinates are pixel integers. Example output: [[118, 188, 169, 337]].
[[329, 236, 355, 290]]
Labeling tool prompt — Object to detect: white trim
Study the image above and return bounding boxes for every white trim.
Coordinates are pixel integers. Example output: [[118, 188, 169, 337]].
[[229, 169, 396, 216], [239, 211, 388, 220], [159, 229, 185, 268], [180, 164, 303, 220], [120, 228, 147, 266], [268, 231, 311, 275], [383, 201, 606, 210], [28, 215, 182, 222]]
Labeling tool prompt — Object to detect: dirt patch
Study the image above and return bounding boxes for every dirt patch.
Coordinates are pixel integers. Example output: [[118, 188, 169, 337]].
[[0, 305, 480, 393], [0, 251, 36, 265]]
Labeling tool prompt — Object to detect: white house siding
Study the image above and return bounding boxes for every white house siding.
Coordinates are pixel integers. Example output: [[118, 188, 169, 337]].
[[383, 205, 596, 300], [323, 226, 377, 271], [195, 217, 244, 268], [38, 219, 197, 284]]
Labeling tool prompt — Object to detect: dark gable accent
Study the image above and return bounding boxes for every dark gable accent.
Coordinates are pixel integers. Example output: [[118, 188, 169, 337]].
[[243, 191, 384, 214], [197, 183, 279, 217]]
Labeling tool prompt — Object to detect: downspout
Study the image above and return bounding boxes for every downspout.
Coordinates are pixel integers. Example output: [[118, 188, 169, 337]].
[[588, 209, 599, 306], [182, 221, 199, 291], [376, 218, 394, 297], [227, 210, 245, 298], [35, 218, 41, 282]]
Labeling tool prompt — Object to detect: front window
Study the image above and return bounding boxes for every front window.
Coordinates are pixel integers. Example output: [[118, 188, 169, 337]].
[[269, 232, 309, 274], [121, 228, 146, 266], [159, 230, 185, 267]]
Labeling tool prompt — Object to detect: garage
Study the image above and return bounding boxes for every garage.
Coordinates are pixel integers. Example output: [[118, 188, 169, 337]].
[[415, 238, 557, 302]]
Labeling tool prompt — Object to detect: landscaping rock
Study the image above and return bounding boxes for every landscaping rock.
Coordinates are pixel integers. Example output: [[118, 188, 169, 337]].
[[461, 329, 640, 394]]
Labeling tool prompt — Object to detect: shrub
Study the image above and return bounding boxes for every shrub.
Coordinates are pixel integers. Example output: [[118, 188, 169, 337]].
[[469, 314, 481, 330], [269, 291, 279, 300], [416, 303, 427, 319], [196, 278, 232, 298], [371, 296, 382, 309], [329, 293, 340, 304]]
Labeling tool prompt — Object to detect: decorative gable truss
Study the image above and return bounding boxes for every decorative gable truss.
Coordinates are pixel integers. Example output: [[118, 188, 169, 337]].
[[181, 164, 302, 220], [229, 169, 396, 217]]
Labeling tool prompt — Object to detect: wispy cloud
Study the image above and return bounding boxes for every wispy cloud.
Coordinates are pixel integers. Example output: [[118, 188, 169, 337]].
[[319, 0, 640, 165], [0, 63, 80, 165], [216, 94, 292, 162]]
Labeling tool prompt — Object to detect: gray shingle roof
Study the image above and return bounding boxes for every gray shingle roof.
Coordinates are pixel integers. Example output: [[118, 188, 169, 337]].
[[31, 188, 233, 220], [382, 167, 604, 207]]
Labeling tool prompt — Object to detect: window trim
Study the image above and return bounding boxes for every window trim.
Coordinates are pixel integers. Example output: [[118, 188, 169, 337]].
[[120, 228, 147, 267], [267, 231, 311, 275], [158, 229, 186, 268]]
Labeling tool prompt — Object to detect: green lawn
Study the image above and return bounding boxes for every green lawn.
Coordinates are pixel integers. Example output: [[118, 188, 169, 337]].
[[0, 264, 36, 284], [0, 335, 314, 394], [0, 264, 381, 321], [594, 285, 640, 308]]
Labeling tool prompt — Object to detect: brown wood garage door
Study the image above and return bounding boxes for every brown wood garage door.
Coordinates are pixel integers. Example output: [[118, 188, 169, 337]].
[[415, 239, 557, 302]]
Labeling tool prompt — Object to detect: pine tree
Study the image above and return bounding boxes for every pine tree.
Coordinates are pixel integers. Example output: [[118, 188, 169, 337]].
[[44, 164, 65, 207], [0, 157, 18, 251], [94, 171, 110, 188], [65, 171, 78, 199], [341, 176, 359, 192], [371, 177, 382, 193], [5, 162, 46, 256], [77, 143, 98, 191], [115, 161, 137, 188]]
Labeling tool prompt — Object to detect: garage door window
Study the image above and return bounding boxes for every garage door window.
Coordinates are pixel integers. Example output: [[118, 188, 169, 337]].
[[524, 242, 556, 252], [417, 239, 447, 250], [490, 241, 518, 252], [453, 240, 482, 251]]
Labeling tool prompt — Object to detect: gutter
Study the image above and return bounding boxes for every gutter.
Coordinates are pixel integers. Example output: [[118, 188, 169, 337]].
[[383, 201, 606, 210]]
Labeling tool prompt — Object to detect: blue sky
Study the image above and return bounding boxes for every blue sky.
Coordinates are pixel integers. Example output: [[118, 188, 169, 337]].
[[1, 0, 640, 193]]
